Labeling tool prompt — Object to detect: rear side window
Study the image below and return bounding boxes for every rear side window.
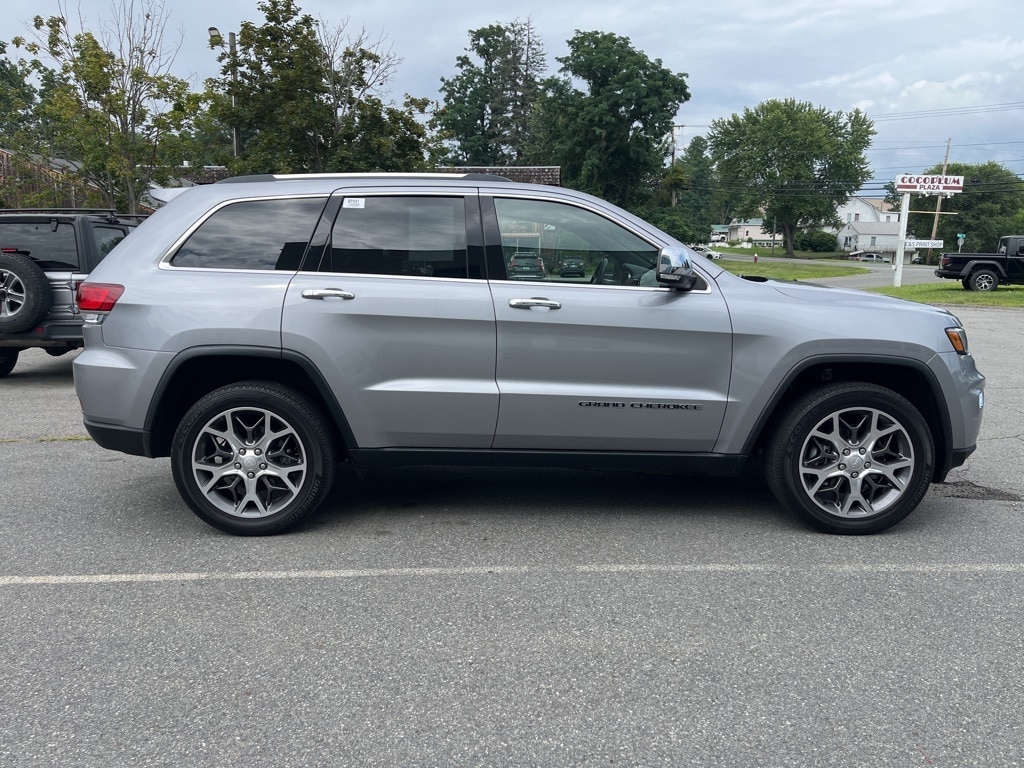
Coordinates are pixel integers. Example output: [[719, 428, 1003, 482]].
[[93, 226, 129, 258], [171, 197, 327, 270], [323, 196, 468, 278], [0, 221, 80, 270]]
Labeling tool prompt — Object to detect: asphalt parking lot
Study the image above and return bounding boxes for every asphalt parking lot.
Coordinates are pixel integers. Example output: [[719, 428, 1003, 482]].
[[1, 304, 1022, 767]]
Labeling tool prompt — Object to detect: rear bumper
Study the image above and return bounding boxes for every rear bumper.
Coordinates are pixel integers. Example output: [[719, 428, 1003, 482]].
[[0, 321, 84, 347], [83, 418, 151, 457]]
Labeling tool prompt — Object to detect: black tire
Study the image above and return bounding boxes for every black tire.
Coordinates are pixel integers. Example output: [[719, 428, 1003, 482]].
[[968, 269, 998, 292], [765, 383, 934, 535], [0, 348, 19, 378], [171, 381, 336, 535], [0, 252, 51, 333]]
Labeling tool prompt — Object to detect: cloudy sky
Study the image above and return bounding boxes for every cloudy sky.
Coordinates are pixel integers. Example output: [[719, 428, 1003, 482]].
[[4, 0, 1023, 192]]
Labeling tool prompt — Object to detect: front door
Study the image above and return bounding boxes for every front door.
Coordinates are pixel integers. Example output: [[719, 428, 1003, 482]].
[[484, 195, 733, 453]]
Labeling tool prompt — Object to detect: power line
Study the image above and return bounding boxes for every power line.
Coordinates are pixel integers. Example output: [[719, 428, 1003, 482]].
[[869, 140, 1024, 152], [868, 102, 1024, 122]]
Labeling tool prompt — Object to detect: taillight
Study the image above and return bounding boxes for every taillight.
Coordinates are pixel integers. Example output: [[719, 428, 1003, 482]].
[[77, 283, 124, 312]]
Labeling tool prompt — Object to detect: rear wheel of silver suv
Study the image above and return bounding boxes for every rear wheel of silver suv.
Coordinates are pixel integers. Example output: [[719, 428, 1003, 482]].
[[171, 381, 336, 535], [765, 383, 934, 534]]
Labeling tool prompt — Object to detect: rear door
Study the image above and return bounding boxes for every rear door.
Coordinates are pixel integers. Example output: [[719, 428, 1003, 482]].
[[281, 187, 499, 449]]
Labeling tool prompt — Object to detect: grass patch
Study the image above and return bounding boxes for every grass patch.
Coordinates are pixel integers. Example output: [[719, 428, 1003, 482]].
[[717, 258, 867, 281], [866, 282, 1024, 307]]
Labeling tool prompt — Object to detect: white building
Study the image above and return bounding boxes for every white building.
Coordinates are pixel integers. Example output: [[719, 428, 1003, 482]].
[[830, 197, 901, 255]]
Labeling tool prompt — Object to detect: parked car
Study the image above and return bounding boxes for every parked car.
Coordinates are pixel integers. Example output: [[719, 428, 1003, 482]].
[[508, 253, 546, 279], [934, 235, 1024, 291], [73, 173, 985, 537], [689, 244, 724, 260], [0, 209, 141, 377], [559, 257, 586, 277], [849, 251, 889, 263]]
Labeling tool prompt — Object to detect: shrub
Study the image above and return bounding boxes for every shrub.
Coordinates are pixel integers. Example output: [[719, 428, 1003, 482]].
[[795, 229, 838, 253]]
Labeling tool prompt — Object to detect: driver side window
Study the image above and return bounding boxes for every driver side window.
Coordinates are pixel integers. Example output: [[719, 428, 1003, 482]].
[[493, 197, 660, 285]]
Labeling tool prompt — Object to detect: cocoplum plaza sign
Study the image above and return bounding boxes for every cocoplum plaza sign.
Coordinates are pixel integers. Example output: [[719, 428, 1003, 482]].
[[894, 174, 964, 194], [890, 173, 964, 287]]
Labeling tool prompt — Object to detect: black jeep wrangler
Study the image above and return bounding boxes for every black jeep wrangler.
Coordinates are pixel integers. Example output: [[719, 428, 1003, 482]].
[[0, 209, 142, 377], [934, 235, 1024, 291]]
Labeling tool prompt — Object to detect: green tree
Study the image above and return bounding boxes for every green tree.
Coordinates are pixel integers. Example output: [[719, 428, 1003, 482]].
[[902, 161, 1024, 254], [708, 98, 874, 255], [220, 0, 332, 174], [11, 0, 195, 212], [0, 41, 38, 137], [527, 31, 690, 209], [218, 0, 428, 174], [330, 95, 430, 172], [673, 135, 717, 238], [436, 20, 546, 165], [636, 136, 716, 244]]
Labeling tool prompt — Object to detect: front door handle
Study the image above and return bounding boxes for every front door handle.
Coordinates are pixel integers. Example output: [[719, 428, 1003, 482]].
[[302, 288, 355, 301], [509, 298, 562, 310]]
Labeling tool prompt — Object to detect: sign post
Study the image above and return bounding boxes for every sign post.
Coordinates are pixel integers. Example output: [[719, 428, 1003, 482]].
[[891, 174, 964, 287]]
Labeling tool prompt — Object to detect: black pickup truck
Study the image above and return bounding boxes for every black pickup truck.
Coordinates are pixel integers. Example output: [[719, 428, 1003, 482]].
[[0, 209, 142, 377], [934, 235, 1024, 291]]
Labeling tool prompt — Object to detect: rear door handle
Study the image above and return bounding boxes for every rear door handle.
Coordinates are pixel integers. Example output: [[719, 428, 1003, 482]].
[[509, 298, 562, 310], [302, 288, 355, 301]]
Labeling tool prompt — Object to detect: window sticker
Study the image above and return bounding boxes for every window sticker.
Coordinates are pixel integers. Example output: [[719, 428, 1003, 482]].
[[343, 198, 365, 209]]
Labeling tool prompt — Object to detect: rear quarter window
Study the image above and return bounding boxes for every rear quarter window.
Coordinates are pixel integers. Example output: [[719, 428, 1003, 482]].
[[170, 197, 328, 270]]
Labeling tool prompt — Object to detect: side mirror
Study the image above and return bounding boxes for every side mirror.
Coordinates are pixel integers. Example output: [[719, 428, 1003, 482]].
[[656, 246, 699, 291]]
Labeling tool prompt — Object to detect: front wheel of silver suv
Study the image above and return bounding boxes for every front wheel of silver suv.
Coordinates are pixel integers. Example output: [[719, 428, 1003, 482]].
[[765, 383, 934, 534], [171, 381, 336, 535]]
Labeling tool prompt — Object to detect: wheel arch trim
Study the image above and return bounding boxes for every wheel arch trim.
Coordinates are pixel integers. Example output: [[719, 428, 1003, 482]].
[[142, 345, 359, 457], [739, 353, 955, 473]]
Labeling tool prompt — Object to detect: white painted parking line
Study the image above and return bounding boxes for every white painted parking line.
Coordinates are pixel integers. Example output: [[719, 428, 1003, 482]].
[[2, 562, 1024, 587]]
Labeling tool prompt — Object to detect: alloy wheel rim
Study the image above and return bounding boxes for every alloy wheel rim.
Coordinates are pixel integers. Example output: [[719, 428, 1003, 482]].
[[0, 270, 26, 318], [798, 406, 915, 518], [190, 406, 308, 518]]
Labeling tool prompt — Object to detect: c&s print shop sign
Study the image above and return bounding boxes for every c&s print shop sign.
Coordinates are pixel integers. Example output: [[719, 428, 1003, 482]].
[[894, 174, 964, 194]]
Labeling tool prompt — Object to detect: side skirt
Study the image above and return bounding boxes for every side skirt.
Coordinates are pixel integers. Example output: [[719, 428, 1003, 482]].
[[347, 449, 749, 477]]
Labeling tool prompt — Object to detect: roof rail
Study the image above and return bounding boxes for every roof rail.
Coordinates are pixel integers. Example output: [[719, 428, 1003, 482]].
[[0, 207, 117, 215], [0, 208, 147, 222], [217, 172, 513, 184]]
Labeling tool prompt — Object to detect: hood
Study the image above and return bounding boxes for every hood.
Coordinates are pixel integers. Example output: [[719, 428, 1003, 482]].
[[765, 278, 957, 320]]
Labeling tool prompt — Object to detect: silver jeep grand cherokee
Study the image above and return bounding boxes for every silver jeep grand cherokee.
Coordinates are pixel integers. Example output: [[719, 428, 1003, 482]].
[[73, 174, 985, 536]]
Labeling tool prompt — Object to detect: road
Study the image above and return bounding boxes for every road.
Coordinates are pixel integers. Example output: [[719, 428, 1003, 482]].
[[1, 304, 1022, 768], [728, 252, 943, 288]]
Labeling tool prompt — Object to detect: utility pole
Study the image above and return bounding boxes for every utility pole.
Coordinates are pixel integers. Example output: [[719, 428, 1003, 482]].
[[208, 27, 240, 158], [670, 124, 684, 207], [926, 138, 952, 264]]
